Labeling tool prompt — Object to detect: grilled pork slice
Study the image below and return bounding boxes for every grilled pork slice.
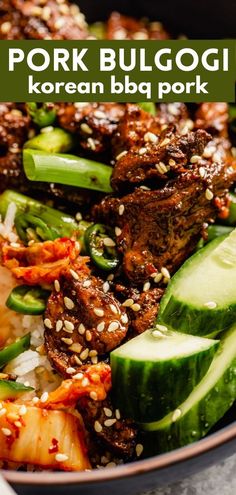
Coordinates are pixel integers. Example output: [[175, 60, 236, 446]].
[[194, 103, 229, 137]]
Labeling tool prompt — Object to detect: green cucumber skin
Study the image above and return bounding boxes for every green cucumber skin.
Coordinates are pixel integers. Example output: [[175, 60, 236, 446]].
[[111, 340, 219, 423], [160, 295, 236, 336], [140, 358, 236, 456]]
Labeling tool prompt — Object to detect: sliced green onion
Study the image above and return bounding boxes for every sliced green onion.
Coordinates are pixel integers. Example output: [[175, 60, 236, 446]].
[[0, 333, 30, 368], [23, 149, 113, 193], [26, 102, 57, 128], [24, 128, 75, 154], [138, 102, 156, 116]]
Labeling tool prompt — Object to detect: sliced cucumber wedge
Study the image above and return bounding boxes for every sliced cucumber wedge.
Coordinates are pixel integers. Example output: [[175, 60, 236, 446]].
[[159, 231, 236, 336], [141, 322, 236, 455], [111, 327, 219, 422]]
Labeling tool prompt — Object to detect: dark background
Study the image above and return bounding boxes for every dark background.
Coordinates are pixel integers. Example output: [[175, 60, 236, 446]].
[[77, 0, 236, 38]]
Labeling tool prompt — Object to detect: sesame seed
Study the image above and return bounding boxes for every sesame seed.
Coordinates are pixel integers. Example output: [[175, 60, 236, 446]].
[[136, 444, 144, 457], [61, 337, 73, 346], [116, 150, 128, 161], [205, 188, 214, 201], [94, 308, 104, 317], [70, 269, 79, 280], [103, 237, 116, 247], [203, 146, 216, 158], [56, 320, 63, 332], [140, 185, 150, 191], [115, 409, 121, 420], [143, 281, 151, 292], [54, 280, 60, 292], [155, 162, 168, 174], [107, 273, 114, 281], [144, 132, 158, 144], [160, 137, 170, 147], [139, 147, 147, 155], [90, 391, 98, 400], [55, 453, 69, 463], [131, 303, 141, 312], [40, 392, 49, 403], [66, 367, 76, 374], [75, 212, 82, 222], [69, 343, 82, 353], [54, 17, 65, 30], [18, 405, 27, 416], [91, 356, 98, 364], [74, 356, 83, 365], [110, 304, 118, 314], [156, 324, 168, 332], [122, 298, 134, 307], [97, 321, 105, 332], [104, 418, 117, 427], [78, 323, 86, 335], [73, 372, 84, 380], [172, 408, 182, 422], [24, 381, 30, 387], [108, 321, 119, 332], [94, 420, 103, 433], [121, 313, 128, 324], [1, 22, 11, 34], [199, 167, 206, 178], [204, 301, 217, 309], [88, 137, 96, 151], [154, 273, 163, 283], [104, 407, 113, 417], [83, 279, 92, 288], [82, 377, 89, 386], [161, 267, 170, 279], [0, 409, 6, 417], [44, 318, 52, 329], [94, 110, 107, 119], [86, 330, 92, 341], [190, 155, 201, 164], [14, 421, 22, 428], [80, 123, 93, 134], [64, 297, 75, 310], [32, 397, 39, 404], [80, 348, 89, 360], [64, 320, 74, 332], [169, 159, 176, 166], [118, 204, 125, 216], [1, 428, 11, 436], [103, 281, 110, 293]]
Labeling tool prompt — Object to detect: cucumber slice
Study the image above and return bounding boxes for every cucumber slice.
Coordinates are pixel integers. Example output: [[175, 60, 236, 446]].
[[0, 380, 33, 400], [111, 327, 219, 422], [141, 322, 236, 455], [159, 231, 236, 336]]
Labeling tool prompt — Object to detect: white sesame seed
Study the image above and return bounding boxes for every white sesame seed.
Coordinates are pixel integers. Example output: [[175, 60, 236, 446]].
[[1, 427, 11, 436], [118, 204, 125, 216], [116, 150, 128, 161], [160, 137, 170, 147], [80, 348, 89, 360], [83, 279, 92, 288], [90, 391, 98, 400], [64, 320, 74, 332], [121, 313, 128, 324], [40, 392, 49, 403], [73, 372, 84, 380], [69, 343, 82, 353], [107, 273, 114, 281], [103, 237, 116, 247], [172, 408, 182, 422], [144, 132, 158, 144], [44, 318, 52, 329], [15, 421, 22, 428], [204, 301, 217, 309], [88, 137, 96, 150], [61, 337, 73, 346], [143, 281, 151, 292], [74, 355, 83, 365], [156, 324, 168, 332], [205, 188, 214, 201], [54, 280, 60, 292], [54, 17, 65, 29], [56, 320, 63, 332], [155, 162, 168, 174], [94, 308, 104, 317], [18, 405, 27, 416], [131, 303, 141, 312], [80, 123, 93, 135], [55, 453, 69, 463], [75, 212, 82, 222], [97, 321, 105, 332], [66, 367, 76, 374], [190, 155, 201, 164], [103, 281, 110, 293], [139, 147, 147, 155], [108, 321, 120, 332], [122, 298, 134, 307], [136, 444, 144, 457], [91, 356, 98, 364], [139, 185, 150, 191], [213, 152, 221, 162], [104, 418, 117, 427], [169, 159, 176, 166], [154, 273, 163, 283], [94, 420, 103, 433], [161, 267, 170, 279], [94, 110, 107, 119], [70, 269, 79, 281], [64, 297, 75, 310], [32, 397, 39, 404], [0, 409, 6, 417], [199, 167, 206, 178], [203, 146, 216, 158], [110, 304, 118, 314], [115, 409, 121, 420], [89, 350, 98, 357], [82, 377, 89, 386], [78, 323, 86, 335], [86, 330, 92, 341], [24, 381, 30, 387], [104, 407, 113, 417]]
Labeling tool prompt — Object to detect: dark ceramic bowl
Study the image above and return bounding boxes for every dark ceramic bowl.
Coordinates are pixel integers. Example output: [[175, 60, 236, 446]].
[[2, 1, 236, 493]]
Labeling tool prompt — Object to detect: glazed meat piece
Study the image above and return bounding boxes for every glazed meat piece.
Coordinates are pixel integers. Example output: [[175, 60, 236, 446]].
[[44, 267, 129, 377], [194, 103, 229, 137], [94, 138, 236, 284], [58, 102, 125, 155], [0, 103, 30, 192], [77, 396, 137, 462], [0, 0, 88, 40], [157, 103, 193, 134], [112, 125, 211, 192], [106, 11, 169, 40]]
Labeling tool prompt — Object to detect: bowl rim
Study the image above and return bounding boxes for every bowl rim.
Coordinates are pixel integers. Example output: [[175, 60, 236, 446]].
[[2, 419, 236, 486]]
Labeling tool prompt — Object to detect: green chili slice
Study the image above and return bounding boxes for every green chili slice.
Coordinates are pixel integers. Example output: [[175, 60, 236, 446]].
[[6, 285, 50, 315], [84, 223, 119, 272], [0, 333, 31, 369]]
